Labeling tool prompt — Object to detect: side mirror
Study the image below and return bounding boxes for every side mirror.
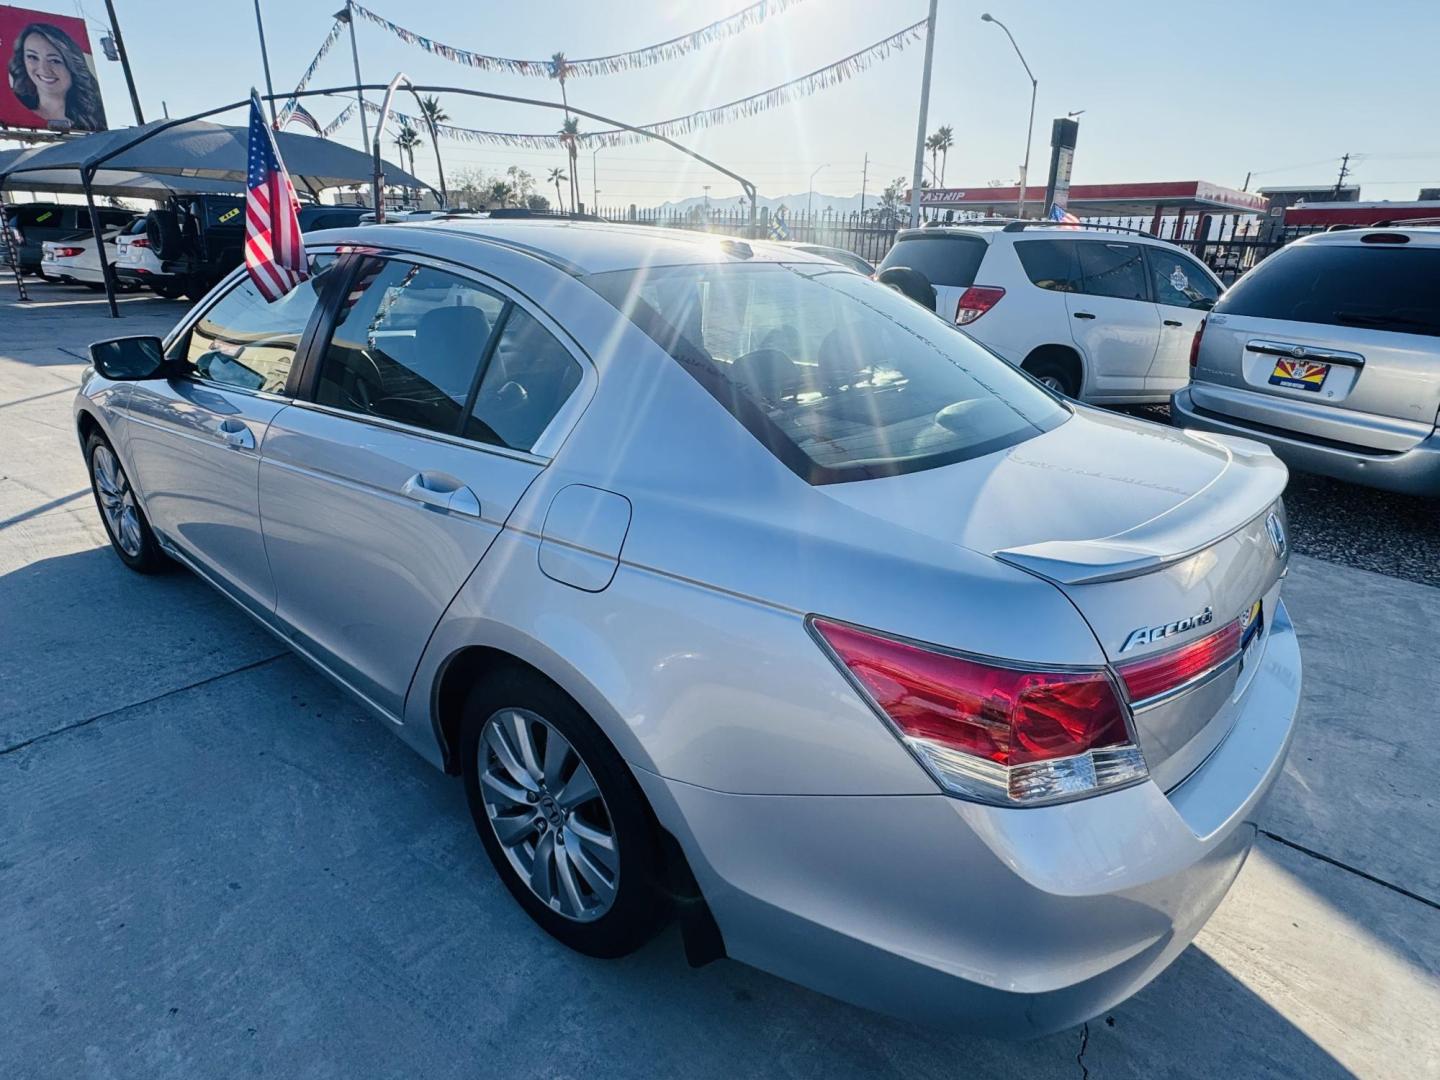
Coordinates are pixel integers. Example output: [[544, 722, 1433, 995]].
[[90, 335, 166, 380]]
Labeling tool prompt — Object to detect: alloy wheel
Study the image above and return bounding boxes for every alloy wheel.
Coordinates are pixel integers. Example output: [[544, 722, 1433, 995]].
[[92, 445, 143, 557], [478, 708, 620, 922]]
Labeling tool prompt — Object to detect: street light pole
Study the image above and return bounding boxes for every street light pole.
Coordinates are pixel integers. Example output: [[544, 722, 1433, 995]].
[[102, 0, 144, 125], [807, 163, 828, 222], [908, 0, 939, 229], [981, 13, 1037, 219], [336, 3, 370, 151]]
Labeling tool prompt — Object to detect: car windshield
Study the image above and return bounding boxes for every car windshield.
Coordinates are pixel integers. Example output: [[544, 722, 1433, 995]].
[[1214, 242, 1440, 336], [586, 262, 1067, 483]]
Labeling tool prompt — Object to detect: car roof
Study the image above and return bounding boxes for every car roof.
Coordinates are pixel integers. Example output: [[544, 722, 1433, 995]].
[[311, 218, 840, 276], [1292, 226, 1440, 247]]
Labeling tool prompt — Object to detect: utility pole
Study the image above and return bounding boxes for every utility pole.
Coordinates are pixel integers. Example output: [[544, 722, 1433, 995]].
[[1242, 170, 1252, 192], [908, 0, 939, 229], [336, 3, 370, 151], [102, 0, 144, 125], [859, 152, 869, 217], [251, 0, 278, 127], [1332, 153, 1351, 199]]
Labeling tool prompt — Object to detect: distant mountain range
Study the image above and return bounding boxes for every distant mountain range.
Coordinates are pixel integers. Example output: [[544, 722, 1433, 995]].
[[651, 191, 875, 215]]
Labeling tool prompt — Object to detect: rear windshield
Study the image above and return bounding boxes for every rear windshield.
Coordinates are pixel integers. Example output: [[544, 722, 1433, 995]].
[[1215, 243, 1440, 337], [10, 205, 64, 228], [878, 235, 988, 288], [586, 262, 1067, 484]]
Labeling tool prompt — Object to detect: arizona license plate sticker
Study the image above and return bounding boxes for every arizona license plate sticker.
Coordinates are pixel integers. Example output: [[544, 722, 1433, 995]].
[[1269, 358, 1330, 391]]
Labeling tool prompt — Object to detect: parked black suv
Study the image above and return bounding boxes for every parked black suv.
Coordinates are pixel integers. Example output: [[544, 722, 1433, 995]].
[[6, 202, 133, 275], [143, 195, 370, 298]]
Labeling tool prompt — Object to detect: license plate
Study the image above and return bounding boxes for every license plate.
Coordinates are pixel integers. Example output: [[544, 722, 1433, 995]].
[[1269, 358, 1330, 391]]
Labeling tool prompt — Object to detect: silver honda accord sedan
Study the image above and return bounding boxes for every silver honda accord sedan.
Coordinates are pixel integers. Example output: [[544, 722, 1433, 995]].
[[74, 220, 1301, 1036]]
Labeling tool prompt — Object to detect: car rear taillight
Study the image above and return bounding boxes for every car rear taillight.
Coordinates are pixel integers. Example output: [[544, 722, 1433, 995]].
[[812, 618, 1146, 805], [1116, 618, 1241, 705], [1189, 318, 1206, 367], [955, 285, 1005, 325], [7, 226, 21, 245], [51, 246, 84, 258]]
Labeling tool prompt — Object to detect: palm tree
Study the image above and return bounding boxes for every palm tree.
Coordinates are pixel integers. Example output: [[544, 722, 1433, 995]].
[[417, 95, 449, 204], [551, 53, 582, 211], [393, 124, 422, 204], [925, 131, 943, 185], [488, 180, 514, 208], [559, 117, 581, 213], [548, 166, 568, 214], [936, 124, 954, 185]]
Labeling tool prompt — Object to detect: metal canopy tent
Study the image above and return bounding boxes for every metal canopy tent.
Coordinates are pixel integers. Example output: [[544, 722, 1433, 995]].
[[0, 118, 428, 315]]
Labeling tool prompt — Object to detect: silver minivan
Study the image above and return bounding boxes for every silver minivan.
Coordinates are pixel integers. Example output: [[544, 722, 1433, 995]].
[[1173, 227, 1440, 495]]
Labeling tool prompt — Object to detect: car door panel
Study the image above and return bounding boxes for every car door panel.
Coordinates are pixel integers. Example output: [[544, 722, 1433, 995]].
[[122, 380, 288, 615], [256, 255, 586, 720], [1145, 247, 1221, 392], [1067, 240, 1160, 395], [258, 408, 543, 716]]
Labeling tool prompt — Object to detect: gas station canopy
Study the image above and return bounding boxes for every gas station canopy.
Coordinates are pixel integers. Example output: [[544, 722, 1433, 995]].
[[918, 180, 1268, 219]]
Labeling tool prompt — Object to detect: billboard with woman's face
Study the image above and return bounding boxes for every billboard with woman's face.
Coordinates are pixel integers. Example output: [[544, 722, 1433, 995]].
[[1, 5, 107, 133]]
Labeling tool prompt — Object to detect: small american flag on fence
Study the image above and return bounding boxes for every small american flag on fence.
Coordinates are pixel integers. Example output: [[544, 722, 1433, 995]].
[[245, 92, 308, 302]]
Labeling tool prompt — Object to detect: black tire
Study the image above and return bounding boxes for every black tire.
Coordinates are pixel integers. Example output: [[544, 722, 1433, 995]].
[[145, 210, 186, 260], [875, 265, 937, 312], [150, 277, 186, 300], [1023, 354, 1081, 398], [84, 431, 168, 574], [461, 667, 667, 958]]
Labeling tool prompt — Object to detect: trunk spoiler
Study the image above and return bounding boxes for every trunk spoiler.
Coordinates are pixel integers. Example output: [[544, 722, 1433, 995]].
[[994, 433, 1288, 586]]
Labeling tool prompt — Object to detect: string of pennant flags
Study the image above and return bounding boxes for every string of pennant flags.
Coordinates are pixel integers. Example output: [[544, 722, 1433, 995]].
[[348, 0, 810, 79], [353, 20, 927, 150], [274, 19, 346, 130], [321, 100, 358, 139]]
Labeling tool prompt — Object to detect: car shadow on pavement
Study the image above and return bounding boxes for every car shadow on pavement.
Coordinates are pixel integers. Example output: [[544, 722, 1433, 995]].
[[0, 557, 1355, 1078]]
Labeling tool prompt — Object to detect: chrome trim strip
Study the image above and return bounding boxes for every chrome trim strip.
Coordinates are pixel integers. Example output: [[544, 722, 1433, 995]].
[[280, 398, 550, 466], [1245, 338, 1365, 367]]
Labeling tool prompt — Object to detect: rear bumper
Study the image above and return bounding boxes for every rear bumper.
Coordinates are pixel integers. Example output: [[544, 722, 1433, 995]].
[[639, 601, 1301, 1037], [1173, 385, 1440, 496]]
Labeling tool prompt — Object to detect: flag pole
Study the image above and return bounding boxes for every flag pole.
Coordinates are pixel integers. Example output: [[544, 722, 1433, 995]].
[[252, 0, 279, 127]]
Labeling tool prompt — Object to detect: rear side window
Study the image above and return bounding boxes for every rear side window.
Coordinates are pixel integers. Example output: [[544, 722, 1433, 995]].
[[1014, 239, 1080, 291], [316, 259, 507, 436], [1214, 244, 1440, 336], [1077, 241, 1149, 301], [587, 263, 1067, 484], [12, 205, 61, 228], [878, 235, 988, 287]]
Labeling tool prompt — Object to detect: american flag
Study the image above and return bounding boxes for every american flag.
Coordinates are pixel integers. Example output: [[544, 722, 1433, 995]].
[[278, 102, 323, 136], [245, 93, 308, 302], [1047, 202, 1081, 228]]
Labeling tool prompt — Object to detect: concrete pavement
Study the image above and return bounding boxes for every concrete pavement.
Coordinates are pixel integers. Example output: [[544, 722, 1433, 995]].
[[2, 282, 1437, 1079]]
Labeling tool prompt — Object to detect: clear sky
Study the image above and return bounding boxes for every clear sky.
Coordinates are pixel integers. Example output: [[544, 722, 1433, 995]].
[[38, 0, 1440, 209]]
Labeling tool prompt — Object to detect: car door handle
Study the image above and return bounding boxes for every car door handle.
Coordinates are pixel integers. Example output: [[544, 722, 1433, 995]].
[[400, 472, 482, 518], [1073, 312, 1096, 320], [1163, 319, 1183, 327], [214, 419, 255, 450]]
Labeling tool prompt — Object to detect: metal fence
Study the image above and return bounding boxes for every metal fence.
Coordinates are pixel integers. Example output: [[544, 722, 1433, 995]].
[[567, 204, 1325, 280], [589, 205, 904, 265]]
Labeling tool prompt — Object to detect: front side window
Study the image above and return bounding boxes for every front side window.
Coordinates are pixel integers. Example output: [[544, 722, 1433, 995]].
[[173, 255, 336, 393], [587, 263, 1067, 483], [1077, 241, 1149, 301], [1145, 248, 1220, 309], [315, 258, 506, 437]]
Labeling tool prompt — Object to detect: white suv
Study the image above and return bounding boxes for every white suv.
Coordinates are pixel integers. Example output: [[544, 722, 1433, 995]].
[[878, 223, 1223, 403]]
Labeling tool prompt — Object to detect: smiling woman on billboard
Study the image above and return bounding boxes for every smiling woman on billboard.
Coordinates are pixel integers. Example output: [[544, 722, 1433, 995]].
[[4, 15, 106, 132]]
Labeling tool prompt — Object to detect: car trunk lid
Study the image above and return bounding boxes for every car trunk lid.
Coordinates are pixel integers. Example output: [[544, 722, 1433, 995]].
[[824, 407, 1290, 790]]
